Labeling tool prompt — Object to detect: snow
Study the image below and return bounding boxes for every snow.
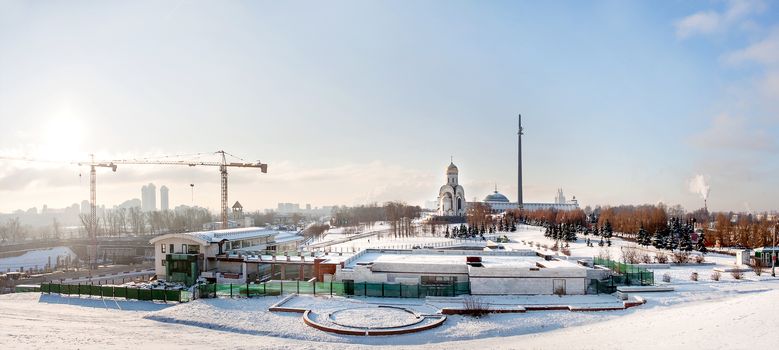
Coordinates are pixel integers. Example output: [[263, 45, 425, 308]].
[[4, 287, 779, 349], [328, 307, 419, 328], [0, 246, 76, 271], [3, 224, 779, 349]]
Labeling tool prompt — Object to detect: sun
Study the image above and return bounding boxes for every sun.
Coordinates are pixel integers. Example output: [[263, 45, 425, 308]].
[[37, 118, 87, 162]]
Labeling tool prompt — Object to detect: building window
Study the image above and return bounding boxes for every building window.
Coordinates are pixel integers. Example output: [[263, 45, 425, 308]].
[[161, 260, 166, 267], [161, 244, 166, 253], [421, 276, 456, 285], [169, 244, 174, 254]]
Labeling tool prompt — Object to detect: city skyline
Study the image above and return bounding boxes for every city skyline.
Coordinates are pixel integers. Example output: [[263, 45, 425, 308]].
[[1, 1, 778, 213]]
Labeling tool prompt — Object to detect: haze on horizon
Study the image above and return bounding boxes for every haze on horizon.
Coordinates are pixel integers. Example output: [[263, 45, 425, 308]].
[[1, 0, 778, 214]]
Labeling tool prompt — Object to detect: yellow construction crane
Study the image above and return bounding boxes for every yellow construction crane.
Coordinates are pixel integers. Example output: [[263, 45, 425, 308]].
[[2, 151, 266, 269], [1, 150, 267, 233], [77, 154, 117, 239], [107, 150, 268, 229]]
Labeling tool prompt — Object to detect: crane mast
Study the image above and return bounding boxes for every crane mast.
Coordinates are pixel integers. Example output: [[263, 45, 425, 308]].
[[79, 154, 117, 269]]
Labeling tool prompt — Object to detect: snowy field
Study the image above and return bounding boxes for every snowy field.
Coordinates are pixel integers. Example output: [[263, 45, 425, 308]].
[[2, 225, 779, 349], [0, 246, 76, 271]]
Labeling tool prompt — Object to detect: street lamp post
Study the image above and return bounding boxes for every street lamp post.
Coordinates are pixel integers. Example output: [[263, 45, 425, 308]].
[[772, 223, 776, 277]]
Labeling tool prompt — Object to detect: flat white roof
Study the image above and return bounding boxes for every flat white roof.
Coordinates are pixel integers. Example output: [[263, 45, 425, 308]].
[[150, 227, 298, 245], [346, 250, 584, 269]]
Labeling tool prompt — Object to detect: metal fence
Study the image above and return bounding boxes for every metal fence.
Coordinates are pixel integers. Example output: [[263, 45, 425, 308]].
[[593, 257, 654, 286], [40, 283, 187, 302], [195, 281, 471, 299]]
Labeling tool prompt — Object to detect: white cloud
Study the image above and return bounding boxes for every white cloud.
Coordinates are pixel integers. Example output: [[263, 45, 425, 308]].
[[675, 0, 765, 39], [676, 11, 721, 39], [691, 114, 775, 151], [725, 28, 779, 66]]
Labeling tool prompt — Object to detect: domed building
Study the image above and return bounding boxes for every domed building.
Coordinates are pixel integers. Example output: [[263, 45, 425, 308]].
[[437, 162, 466, 216], [483, 187, 516, 213]]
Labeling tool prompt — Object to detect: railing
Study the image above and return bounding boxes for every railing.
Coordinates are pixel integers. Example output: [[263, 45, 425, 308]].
[[40, 283, 187, 302], [592, 257, 654, 286], [195, 281, 471, 299]]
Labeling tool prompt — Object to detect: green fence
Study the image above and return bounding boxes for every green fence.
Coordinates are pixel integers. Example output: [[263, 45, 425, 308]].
[[593, 257, 654, 286], [40, 283, 186, 302], [195, 281, 471, 299]]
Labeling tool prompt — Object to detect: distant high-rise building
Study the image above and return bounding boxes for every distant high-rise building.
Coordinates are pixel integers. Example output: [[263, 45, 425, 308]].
[[80, 200, 90, 214], [141, 183, 157, 212], [277, 203, 300, 212], [160, 185, 169, 211]]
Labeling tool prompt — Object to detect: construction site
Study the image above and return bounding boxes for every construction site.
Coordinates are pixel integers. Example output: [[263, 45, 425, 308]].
[[0, 150, 270, 292]]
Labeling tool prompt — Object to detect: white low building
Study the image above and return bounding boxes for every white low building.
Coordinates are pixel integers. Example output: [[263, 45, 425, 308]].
[[335, 249, 591, 295], [149, 227, 304, 285]]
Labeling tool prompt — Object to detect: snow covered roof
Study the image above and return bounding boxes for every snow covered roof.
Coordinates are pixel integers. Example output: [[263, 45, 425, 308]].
[[344, 249, 586, 271], [273, 231, 306, 244], [150, 227, 283, 245]]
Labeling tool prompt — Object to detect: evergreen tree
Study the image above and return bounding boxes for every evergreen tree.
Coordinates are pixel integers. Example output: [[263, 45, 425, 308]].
[[510, 222, 517, 232], [593, 226, 600, 237], [669, 218, 682, 250], [603, 220, 613, 239], [566, 224, 577, 242], [652, 228, 663, 249], [638, 225, 651, 246], [696, 230, 708, 254], [679, 220, 693, 252]]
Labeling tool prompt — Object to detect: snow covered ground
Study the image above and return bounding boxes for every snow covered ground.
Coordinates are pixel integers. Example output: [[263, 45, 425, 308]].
[[0, 246, 76, 271], [2, 225, 778, 349]]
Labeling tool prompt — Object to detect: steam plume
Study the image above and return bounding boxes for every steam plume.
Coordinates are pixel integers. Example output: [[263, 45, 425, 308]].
[[688, 175, 710, 200], [688, 175, 710, 210]]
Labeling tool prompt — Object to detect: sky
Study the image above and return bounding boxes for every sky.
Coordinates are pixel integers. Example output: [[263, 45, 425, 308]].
[[0, 0, 778, 214]]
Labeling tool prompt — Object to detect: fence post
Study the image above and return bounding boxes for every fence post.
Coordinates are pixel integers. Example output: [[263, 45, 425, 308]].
[[364, 282, 367, 296], [313, 281, 316, 295], [126, 286, 129, 300], [230, 284, 233, 298], [381, 283, 384, 297], [78, 283, 80, 297], [247, 281, 250, 298], [330, 282, 333, 296], [263, 282, 266, 295], [297, 280, 300, 294], [280, 281, 283, 294]]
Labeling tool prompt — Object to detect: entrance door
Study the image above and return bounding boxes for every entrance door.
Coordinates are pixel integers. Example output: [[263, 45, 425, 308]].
[[553, 279, 566, 295]]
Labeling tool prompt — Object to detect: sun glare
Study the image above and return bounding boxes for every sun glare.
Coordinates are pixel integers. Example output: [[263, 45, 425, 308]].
[[37, 118, 86, 162]]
